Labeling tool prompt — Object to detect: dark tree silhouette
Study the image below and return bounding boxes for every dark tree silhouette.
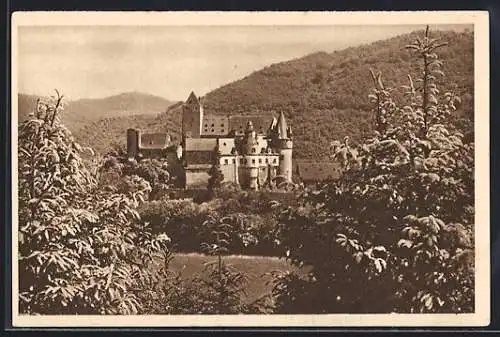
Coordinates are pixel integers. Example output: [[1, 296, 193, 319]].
[[207, 144, 224, 192]]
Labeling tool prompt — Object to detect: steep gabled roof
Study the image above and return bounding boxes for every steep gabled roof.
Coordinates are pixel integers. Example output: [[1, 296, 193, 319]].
[[184, 137, 218, 152], [186, 91, 199, 105]]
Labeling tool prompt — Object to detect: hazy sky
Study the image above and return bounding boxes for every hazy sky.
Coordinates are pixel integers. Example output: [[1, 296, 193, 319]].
[[17, 24, 471, 101]]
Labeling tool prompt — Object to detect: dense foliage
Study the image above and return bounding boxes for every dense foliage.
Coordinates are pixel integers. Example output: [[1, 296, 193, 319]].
[[144, 215, 260, 314], [100, 149, 174, 197], [98, 145, 290, 257], [270, 27, 475, 314], [138, 192, 282, 256], [18, 93, 172, 314]]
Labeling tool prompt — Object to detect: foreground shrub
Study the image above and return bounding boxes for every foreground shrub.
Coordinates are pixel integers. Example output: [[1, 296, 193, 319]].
[[144, 216, 265, 314], [272, 27, 474, 314], [100, 150, 173, 198], [18, 92, 171, 314]]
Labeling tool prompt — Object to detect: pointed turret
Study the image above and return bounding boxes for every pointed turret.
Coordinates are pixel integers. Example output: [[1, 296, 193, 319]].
[[277, 111, 289, 139], [271, 111, 293, 182], [186, 91, 198, 104]]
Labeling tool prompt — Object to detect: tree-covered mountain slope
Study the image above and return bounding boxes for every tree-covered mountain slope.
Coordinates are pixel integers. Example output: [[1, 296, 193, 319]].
[[202, 29, 473, 159]]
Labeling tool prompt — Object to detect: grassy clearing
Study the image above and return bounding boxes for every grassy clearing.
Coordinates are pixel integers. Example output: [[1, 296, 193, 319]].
[[165, 253, 306, 304]]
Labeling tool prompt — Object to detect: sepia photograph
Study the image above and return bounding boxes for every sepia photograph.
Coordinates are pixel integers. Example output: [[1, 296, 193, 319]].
[[11, 11, 490, 327]]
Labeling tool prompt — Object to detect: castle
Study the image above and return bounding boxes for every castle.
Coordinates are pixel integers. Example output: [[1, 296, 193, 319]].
[[126, 91, 294, 190]]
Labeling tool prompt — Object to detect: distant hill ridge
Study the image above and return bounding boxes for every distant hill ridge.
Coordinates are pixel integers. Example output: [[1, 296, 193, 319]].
[[18, 91, 175, 133]]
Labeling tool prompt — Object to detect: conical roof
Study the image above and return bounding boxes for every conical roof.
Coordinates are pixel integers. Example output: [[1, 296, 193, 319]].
[[277, 111, 289, 139]]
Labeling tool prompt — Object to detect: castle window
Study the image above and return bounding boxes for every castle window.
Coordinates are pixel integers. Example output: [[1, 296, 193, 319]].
[[223, 142, 227, 146], [252, 159, 255, 164], [273, 158, 277, 163], [211, 123, 215, 127], [252, 148, 256, 153], [224, 159, 228, 165], [232, 159, 235, 164], [211, 129, 214, 132], [265, 158, 268, 164], [204, 123, 208, 127], [221, 129, 224, 133], [221, 124, 224, 127], [259, 158, 262, 164]]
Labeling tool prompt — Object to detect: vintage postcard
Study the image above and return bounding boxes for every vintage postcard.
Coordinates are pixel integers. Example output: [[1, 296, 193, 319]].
[[11, 11, 490, 327]]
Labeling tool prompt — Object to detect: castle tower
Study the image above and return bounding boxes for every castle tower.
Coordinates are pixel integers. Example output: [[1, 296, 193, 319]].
[[242, 121, 260, 191], [275, 111, 293, 181], [182, 91, 203, 139], [126, 128, 139, 159]]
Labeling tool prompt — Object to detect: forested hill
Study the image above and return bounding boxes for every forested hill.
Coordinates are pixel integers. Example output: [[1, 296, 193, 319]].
[[202, 29, 474, 159]]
